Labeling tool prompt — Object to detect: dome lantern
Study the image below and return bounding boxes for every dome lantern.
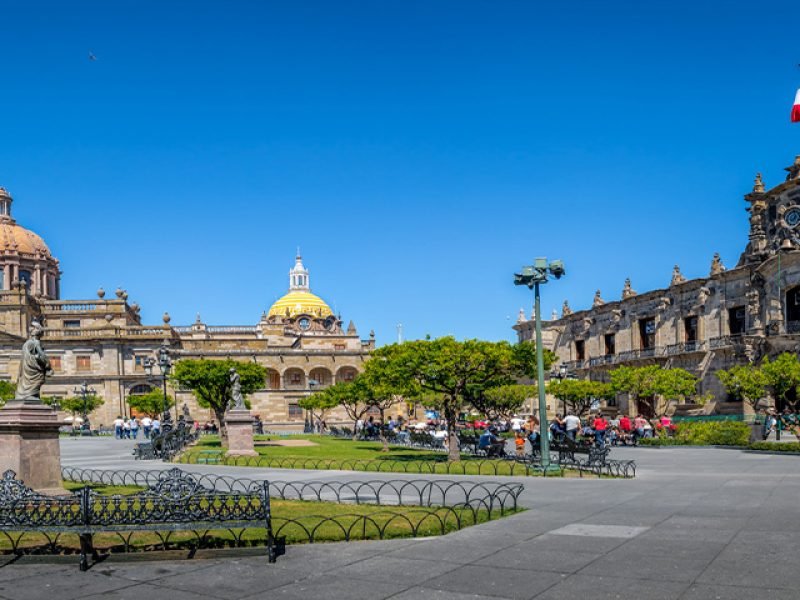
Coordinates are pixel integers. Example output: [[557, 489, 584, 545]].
[[268, 253, 333, 319]]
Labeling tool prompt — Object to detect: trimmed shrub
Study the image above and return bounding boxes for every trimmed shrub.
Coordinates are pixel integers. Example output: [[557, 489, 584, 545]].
[[749, 442, 800, 453]]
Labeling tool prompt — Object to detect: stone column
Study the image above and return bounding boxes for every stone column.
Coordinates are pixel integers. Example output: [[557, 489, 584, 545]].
[[225, 408, 258, 457], [2, 265, 9, 290], [0, 400, 67, 495]]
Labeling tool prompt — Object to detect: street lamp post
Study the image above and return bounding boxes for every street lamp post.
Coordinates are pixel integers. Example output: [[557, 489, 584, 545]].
[[143, 342, 174, 431], [73, 381, 97, 436], [305, 379, 319, 433], [514, 258, 565, 472]]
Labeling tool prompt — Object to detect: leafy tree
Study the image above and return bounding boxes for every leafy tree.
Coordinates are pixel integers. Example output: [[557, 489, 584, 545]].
[[479, 384, 536, 420], [372, 338, 530, 461], [171, 359, 266, 438], [298, 387, 340, 428], [511, 341, 558, 380], [610, 365, 697, 417], [761, 353, 800, 411], [0, 380, 15, 408], [127, 389, 176, 417], [42, 394, 104, 420], [548, 379, 613, 416], [717, 363, 769, 413]]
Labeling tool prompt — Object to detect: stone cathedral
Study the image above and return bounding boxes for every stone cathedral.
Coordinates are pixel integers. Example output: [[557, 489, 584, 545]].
[[514, 155, 800, 418], [0, 185, 374, 428]]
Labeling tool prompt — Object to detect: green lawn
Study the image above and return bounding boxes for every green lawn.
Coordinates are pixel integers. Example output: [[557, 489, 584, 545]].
[[177, 434, 572, 477]]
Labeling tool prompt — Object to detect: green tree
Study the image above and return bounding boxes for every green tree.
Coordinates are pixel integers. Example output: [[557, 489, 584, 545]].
[[610, 365, 697, 417], [0, 380, 15, 408], [127, 389, 176, 417], [548, 379, 613, 417], [761, 353, 800, 411], [372, 338, 529, 461], [42, 394, 104, 419], [298, 386, 340, 428], [171, 359, 266, 437], [479, 384, 536, 420], [716, 363, 769, 413]]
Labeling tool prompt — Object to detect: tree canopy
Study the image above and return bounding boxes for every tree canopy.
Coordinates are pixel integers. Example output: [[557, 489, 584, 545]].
[[0, 380, 15, 408], [171, 359, 266, 433], [760, 353, 800, 411], [547, 379, 613, 416], [717, 363, 769, 412], [42, 394, 104, 416], [610, 365, 697, 416], [127, 389, 176, 417], [479, 384, 536, 420]]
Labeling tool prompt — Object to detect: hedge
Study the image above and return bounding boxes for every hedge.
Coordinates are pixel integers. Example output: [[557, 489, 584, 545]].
[[639, 421, 751, 447]]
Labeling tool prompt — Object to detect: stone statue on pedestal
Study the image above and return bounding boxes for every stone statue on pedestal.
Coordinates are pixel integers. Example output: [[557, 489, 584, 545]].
[[229, 368, 244, 410], [16, 321, 52, 402]]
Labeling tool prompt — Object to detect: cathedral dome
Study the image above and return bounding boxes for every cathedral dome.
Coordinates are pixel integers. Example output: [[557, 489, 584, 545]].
[[0, 188, 52, 257], [267, 253, 333, 318], [268, 291, 333, 318]]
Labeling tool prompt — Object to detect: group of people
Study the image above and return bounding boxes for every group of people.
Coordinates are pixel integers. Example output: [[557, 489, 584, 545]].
[[549, 412, 676, 447], [111, 415, 160, 439], [762, 408, 800, 440]]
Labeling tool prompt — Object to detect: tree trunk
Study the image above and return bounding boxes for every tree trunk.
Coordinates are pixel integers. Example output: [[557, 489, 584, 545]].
[[445, 405, 460, 462], [214, 407, 228, 448]]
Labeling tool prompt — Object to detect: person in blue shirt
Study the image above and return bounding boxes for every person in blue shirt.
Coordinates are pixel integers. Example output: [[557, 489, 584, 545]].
[[478, 427, 505, 457]]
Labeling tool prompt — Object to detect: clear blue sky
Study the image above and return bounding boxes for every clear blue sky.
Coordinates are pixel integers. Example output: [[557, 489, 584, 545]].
[[1, 1, 798, 345]]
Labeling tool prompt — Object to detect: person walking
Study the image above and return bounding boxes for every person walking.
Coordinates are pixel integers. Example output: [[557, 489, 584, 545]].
[[113, 415, 125, 440], [129, 416, 139, 439], [140, 415, 152, 438], [151, 417, 161, 438], [592, 413, 608, 447]]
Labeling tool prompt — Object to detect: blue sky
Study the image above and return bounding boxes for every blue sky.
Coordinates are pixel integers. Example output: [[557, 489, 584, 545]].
[[1, 1, 798, 345]]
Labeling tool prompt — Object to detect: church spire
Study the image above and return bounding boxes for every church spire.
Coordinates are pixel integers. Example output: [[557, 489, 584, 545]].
[[288, 252, 310, 291]]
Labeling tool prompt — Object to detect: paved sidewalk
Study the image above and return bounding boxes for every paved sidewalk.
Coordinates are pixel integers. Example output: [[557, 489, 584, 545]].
[[0, 439, 798, 599]]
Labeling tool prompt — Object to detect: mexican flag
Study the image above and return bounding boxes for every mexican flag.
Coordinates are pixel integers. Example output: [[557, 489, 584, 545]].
[[793, 89, 800, 123]]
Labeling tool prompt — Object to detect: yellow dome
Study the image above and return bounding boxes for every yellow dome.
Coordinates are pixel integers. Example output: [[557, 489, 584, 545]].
[[268, 291, 333, 318], [0, 220, 52, 256]]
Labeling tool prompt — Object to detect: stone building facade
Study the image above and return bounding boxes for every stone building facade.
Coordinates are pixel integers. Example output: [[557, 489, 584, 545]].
[[0, 187, 374, 429], [514, 155, 800, 418]]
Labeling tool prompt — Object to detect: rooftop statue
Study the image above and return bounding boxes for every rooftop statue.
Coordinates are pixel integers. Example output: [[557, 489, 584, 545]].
[[16, 321, 52, 402]]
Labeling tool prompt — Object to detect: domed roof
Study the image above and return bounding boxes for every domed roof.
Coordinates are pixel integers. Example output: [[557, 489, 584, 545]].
[[0, 188, 53, 257], [0, 220, 52, 256], [268, 291, 333, 318]]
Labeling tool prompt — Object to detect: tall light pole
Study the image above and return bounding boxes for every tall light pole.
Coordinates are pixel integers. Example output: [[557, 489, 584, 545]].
[[143, 341, 174, 430], [73, 381, 97, 435], [514, 258, 565, 471]]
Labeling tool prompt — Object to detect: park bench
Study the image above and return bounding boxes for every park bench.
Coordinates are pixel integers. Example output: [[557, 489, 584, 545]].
[[0, 468, 285, 571], [196, 449, 224, 464], [550, 438, 610, 465]]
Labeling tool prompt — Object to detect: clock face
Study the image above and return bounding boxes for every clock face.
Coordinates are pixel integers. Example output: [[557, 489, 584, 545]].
[[298, 318, 310, 330], [784, 206, 800, 229]]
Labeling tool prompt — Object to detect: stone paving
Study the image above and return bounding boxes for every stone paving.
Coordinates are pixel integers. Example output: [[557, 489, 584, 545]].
[[0, 438, 798, 599]]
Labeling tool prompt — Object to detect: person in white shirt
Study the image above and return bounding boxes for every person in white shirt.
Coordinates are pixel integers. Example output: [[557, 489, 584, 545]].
[[122, 419, 131, 439], [510, 415, 525, 432], [151, 418, 161, 438], [563, 412, 581, 442], [113, 416, 125, 439], [140, 416, 153, 438], [128, 417, 139, 439]]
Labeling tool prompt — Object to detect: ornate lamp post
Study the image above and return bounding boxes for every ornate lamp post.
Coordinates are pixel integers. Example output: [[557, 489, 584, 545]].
[[143, 341, 174, 430], [305, 379, 319, 433], [514, 258, 565, 472], [73, 381, 97, 435]]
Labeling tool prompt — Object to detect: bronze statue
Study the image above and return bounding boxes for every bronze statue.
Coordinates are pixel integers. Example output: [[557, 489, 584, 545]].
[[229, 368, 244, 410], [16, 321, 52, 401]]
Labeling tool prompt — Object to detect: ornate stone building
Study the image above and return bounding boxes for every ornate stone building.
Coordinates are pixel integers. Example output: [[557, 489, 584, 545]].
[[0, 187, 374, 428], [514, 155, 800, 418]]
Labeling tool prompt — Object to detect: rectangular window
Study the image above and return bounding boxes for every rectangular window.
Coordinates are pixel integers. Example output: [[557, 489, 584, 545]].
[[604, 333, 615, 356], [287, 403, 303, 418], [334, 344, 346, 351], [575, 340, 585, 361], [639, 318, 656, 349], [290, 372, 302, 385], [269, 372, 280, 389], [684, 316, 698, 343], [134, 356, 146, 372], [50, 356, 62, 371], [64, 320, 81, 328], [729, 306, 746, 335], [76, 356, 91, 371]]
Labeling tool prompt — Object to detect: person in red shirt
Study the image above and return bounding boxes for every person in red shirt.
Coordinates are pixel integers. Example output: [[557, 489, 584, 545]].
[[592, 414, 608, 447], [619, 415, 632, 432]]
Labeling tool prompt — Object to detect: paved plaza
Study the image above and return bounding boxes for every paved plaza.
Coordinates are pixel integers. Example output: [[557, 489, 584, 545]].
[[1, 439, 798, 599]]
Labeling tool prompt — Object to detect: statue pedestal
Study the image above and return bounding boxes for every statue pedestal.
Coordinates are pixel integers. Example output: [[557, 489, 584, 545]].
[[225, 409, 258, 457], [0, 400, 66, 495]]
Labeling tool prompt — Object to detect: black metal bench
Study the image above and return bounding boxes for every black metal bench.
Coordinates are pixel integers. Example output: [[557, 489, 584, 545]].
[[550, 439, 610, 464], [0, 468, 284, 571]]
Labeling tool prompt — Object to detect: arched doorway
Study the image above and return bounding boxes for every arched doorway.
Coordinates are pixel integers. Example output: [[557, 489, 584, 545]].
[[786, 287, 800, 332]]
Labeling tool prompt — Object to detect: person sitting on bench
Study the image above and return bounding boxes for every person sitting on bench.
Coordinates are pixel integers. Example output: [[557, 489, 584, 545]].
[[478, 427, 505, 457]]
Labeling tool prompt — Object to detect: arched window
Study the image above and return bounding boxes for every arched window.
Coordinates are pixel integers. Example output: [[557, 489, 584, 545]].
[[787, 287, 800, 328], [129, 384, 152, 395]]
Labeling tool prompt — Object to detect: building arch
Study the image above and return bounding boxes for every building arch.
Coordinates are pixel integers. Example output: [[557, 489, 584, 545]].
[[129, 384, 153, 395], [308, 367, 333, 388], [265, 368, 281, 390], [283, 367, 306, 390], [786, 287, 800, 331], [336, 366, 358, 383]]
